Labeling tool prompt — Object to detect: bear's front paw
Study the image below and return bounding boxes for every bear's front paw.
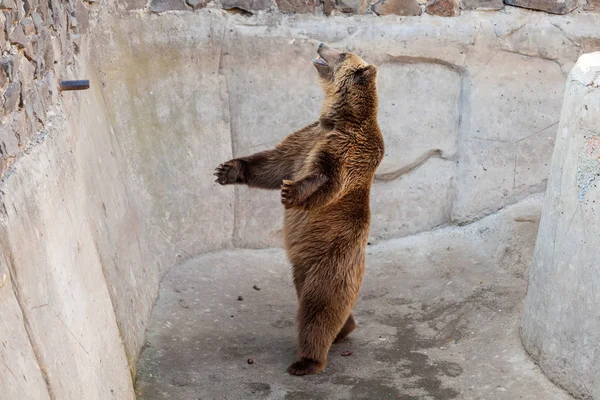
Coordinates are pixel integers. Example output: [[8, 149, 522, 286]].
[[214, 160, 243, 185], [281, 180, 303, 209]]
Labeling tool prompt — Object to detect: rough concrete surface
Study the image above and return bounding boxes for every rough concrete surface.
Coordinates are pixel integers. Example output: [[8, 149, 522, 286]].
[[93, 10, 234, 259], [136, 195, 571, 400], [0, 253, 51, 400], [521, 53, 600, 399], [89, 8, 600, 249], [0, 38, 181, 397], [0, 111, 136, 399], [2, 5, 600, 398]]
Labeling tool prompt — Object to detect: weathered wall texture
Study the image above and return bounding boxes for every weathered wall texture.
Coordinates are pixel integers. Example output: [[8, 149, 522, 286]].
[[95, 8, 599, 249], [146, 0, 592, 16], [521, 53, 600, 400], [0, 0, 599, 398], [0, 1, 183, 397]]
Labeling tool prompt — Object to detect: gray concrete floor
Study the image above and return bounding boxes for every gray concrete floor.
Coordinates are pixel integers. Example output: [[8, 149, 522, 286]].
[[135, 223, 572, 400]]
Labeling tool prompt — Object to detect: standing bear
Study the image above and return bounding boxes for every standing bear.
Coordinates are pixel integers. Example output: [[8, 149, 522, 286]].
[[215, 43, 384, 376]]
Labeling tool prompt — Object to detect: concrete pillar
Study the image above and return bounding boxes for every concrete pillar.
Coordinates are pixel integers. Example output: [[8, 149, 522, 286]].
[[521, 52, 600, 399]]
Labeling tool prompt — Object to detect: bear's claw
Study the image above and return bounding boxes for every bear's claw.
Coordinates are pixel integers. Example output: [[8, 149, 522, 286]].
[[281, 179, 301, 209], [214, 161, 241, 185]]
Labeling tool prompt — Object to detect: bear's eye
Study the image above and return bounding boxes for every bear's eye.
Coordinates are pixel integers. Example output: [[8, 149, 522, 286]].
[[340, 53, 347, 60]]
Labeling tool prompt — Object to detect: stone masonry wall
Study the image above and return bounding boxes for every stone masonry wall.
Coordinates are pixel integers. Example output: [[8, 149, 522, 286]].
[[144, 0, 599, 16], [0, 0, 91, 179]]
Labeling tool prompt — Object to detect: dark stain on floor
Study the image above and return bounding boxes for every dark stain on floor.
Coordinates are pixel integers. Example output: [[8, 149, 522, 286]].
[[284, 390, 327, 400], [366, 288, 508, 399], [349, 378, 398, 399], [246, 382, 271, 395]]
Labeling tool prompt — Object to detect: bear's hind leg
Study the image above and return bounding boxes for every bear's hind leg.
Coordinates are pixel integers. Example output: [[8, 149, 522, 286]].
[[333, 313, 356, 343], [287, 289, 352, 376]]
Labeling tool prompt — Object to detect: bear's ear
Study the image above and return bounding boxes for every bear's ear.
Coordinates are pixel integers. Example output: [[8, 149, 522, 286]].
[[354, 65, 377, 86]]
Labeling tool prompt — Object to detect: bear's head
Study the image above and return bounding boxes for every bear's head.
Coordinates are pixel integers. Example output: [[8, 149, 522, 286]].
[[313, 43, 378, 122]]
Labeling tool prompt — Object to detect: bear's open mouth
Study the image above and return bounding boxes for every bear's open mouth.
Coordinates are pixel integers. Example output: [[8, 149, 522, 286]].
[[312, 55, 329, 66]]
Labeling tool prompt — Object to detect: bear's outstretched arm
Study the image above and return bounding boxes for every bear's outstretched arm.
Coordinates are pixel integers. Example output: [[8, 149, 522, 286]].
[[280, 147, 342, 210], [214, 149, 291, 189], [215, 123, 319, 189]]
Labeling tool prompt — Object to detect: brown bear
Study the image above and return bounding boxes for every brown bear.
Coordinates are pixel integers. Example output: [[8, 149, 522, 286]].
[[215, 43, 384, 376]]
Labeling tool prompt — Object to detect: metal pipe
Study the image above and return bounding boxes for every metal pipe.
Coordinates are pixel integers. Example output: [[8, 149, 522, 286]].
[[59, 80, 90, 91]]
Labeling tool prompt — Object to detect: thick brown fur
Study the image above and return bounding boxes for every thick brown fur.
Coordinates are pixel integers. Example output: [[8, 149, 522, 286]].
[[215, 44, 384, 376]]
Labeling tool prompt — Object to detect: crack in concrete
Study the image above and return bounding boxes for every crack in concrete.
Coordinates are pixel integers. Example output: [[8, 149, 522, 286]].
[[374, 149, 445, 182], [0, 355, 18, 383], [470, 136, 511, 144], [499, 48, 564, 73], [513, 152, 518, 189], [549, 22, 582, 50], [217, 17, 239, 249], [515, 121, 559, 144], [0, 112, 64, 204], [143, 211, 193, 259], [553, 204, 581, 264], [47, 304, 90, 356], [472, 49, 500, 79], [2, 250, 56, 400], [455, 189, 546, 227], [385, 54, 466, 74]]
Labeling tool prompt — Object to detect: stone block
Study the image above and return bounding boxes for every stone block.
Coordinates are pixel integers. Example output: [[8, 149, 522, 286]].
[[24, 36, 35, 59], [3, 10, 12, 34], [19, 57, 34, 94], [323, 0, 334, 13], [460, 0, 503, 9], [372, 0, 422, 15], [74, 0, 89, 33], [23, 0, 36, 15], [122, 0, 147, 9], [275, 0, 317, 12], [185, 0, 208, 8], [0, 112, 22, 157], [221, 0, 271, 11], [14, 0, 22, 18], [504, 0, 578, 14], [31, 11, 43, 31], [521, 52, 600, 400], [20, 17, 34, 35], [584, 0, 600, 11], [426, 0, 459, 15], [3, 82, 20, 114], [0, 0, 15, 9], [9, 24, 27, 48], [150, 0, 188, 12], [0, 13, 6, 51], [336, 0, 368, 13]]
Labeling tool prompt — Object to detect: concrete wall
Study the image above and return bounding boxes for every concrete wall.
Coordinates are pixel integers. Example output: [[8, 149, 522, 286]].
[[0, 37, 185, 398], [0, 1, 599, 398], [93, 9, 600, 249], [521, 52, 600, 400]]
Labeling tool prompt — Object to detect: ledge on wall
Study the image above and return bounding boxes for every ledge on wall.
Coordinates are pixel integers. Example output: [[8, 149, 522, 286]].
[[143, 0, 597, 16]]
